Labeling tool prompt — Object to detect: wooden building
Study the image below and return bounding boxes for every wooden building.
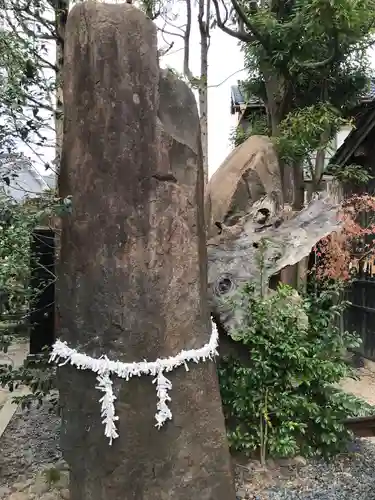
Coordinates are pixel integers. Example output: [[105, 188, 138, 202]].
[[231, 80, 375, 170], [329, 100, 375, 361]]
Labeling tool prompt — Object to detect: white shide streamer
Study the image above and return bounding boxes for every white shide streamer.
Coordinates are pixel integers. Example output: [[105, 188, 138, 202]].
[[49, 322, 219, 445]]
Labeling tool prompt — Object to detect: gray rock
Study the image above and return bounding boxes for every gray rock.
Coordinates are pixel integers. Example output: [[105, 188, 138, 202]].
[[54, 460, 69, 472], [12, 479, 33, 492], [8, 493, 29, 500], [277, 456, 307, 469], [293, 456, 307, 467], [57, 2, 234, 500], [0, 486, 11, 498], [28, 473, 49, 496], [267, 459, 277, 470], [60, 489, 70, 500], [39, 492, 60, 500], [265, 439, 375, 499], [236, 488, 248, 499], [54, 471, 69, 490], [0, 400, 61, 486]]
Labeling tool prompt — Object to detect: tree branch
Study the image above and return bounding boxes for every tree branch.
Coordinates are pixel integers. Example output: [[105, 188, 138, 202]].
[[211, 0, 255, 42], [295, 45, 337, 69], [26, 93, 56, 114], [183, 0, 194, 81], [230, 0, 266, 45], [208, 67, 246, 88], [160, 25, 185, 41], [293, 8, 339, 70]]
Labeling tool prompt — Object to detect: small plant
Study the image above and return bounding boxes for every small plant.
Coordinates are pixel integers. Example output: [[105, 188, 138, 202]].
[[229, 114, 268, 148], [44, 466, 61, 485], [329, 164, 373, 186], [218, 281, 374, 460], [0, 349, 58, 409]]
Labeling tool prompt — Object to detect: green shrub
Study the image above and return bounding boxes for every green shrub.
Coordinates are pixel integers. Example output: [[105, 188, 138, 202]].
[[218, 282, 374, 461], [229, 113, 268, 148]]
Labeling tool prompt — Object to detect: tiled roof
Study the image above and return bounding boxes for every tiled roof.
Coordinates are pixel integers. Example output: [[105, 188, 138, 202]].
[[230, 85, 261, 113], [230, 80, 375, 113], [329, 101, 375, 167]]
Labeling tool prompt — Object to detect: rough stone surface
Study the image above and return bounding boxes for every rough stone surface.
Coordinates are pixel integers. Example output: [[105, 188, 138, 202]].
[[205, 135, 283, 239], [232, 439, 375, 500], [7, 494, 28, 500], [57, 3, 234, 500]]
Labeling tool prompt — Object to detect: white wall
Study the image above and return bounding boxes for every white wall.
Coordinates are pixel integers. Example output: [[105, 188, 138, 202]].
[[3, 168, 49, 202], [337, 125, 353, 149]]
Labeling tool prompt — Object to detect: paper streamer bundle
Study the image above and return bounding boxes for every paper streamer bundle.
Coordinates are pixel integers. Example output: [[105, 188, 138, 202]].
[[49, 322, 219, 445]]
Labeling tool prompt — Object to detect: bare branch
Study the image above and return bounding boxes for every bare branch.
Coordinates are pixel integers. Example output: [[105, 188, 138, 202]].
[[158, 40, 175, 57], [211, 0, 255, 42], [160, 26, 185, 40], [10, 7, 57, 41], [32, 51, 58, 73], [222, 0, 229, 24], [15, 2, 57, 39], [26, 93, 56, 114], [183, 0, 194, 81], [160, 13, 187, 35], [4, 13, 58, 72], [208, 67, 246, 88], [161, 46, 184, 57]]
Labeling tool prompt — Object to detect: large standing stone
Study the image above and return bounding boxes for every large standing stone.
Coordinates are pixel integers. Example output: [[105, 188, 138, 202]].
[[57, 3, 235, 500]]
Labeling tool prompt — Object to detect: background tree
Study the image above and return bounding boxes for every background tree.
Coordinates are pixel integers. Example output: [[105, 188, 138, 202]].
[[0, 0, 68, 172], [212, 0, 375, 208], [0, 1, 67, 404]]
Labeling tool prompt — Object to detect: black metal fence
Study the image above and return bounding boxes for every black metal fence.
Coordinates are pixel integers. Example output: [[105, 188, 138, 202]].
[[339, 177, 375, 361], [29, 228, 55, 356], [344, 276, 375, 361]]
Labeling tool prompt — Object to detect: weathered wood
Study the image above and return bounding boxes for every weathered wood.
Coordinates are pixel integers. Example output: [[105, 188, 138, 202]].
[[205, 135, 342, 334], [57, 3, 235, 499], [207, 194, 341, 333], [344, 415, 375, 437]]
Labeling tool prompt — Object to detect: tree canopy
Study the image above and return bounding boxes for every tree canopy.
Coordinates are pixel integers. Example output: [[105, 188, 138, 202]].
[[214, 0, 375, 206]]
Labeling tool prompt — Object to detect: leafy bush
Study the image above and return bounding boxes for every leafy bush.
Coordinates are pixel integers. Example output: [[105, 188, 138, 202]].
[[218, 282, 374, 461], [229, 113, 268, 148], [0, 192, 68, 407], [0, 349, 57, 409]]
